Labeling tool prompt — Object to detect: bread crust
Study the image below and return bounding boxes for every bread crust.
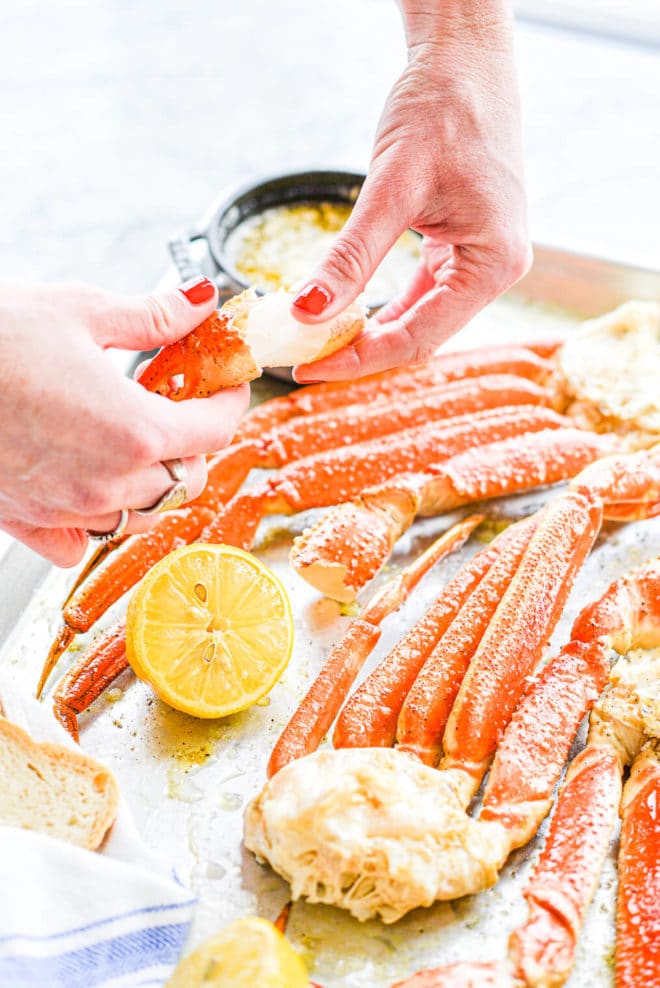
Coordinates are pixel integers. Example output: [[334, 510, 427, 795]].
[[0, 718, 119, 850]]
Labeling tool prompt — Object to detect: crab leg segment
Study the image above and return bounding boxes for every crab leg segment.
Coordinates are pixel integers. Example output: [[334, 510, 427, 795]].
[[616, 743, 660, 988], [267, 517, 482, 778], [508, 744, 623, 988], [202, 407, 570, 552], [234, 344, 555, 441], [258, 374, 555, 469], [332, 525, 525, 751], [441, 489, 602, 792], [395, 518, 538, 766], [52, 621, 128, 742], [291, 428, 613, 602]]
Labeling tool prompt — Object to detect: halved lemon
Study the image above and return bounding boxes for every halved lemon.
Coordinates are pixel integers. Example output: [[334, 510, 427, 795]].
[[166, 916, 309, 988], [126, 544, 294, 718]]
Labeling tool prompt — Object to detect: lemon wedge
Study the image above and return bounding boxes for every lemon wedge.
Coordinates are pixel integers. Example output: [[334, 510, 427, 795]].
[[126, 544, 294, 718], [166, 917, 309, 988]]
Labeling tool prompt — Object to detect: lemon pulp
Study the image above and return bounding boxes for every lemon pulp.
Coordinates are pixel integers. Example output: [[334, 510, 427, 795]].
[[126, 544, 294, 718]]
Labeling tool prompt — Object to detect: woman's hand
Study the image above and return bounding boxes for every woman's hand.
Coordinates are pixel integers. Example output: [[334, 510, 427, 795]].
[[0, 278, 249, 565], [292, 0, 531, 381]]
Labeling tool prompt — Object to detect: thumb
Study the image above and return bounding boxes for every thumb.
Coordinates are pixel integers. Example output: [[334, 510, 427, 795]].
[[94, 276, 219, 351], [291, 174, 409, 323]]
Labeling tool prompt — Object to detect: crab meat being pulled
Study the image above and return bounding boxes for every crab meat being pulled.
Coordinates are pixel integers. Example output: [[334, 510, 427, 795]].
[[138, 288, 366, 398]]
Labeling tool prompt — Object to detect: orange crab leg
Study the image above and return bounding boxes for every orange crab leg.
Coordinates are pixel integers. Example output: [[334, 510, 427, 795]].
[[331, 524, 524, 751], [234, 344, 555, 441], [441, 488, 602, 792], [51, 621, 128, 742], [616, 744, 660, 988], [395, 517, 538, 765], [257, 373, 555, 469], [267, 516, 482, 778], [391, 962, 505, 988], [291, 427, 614, 601], [202, 406, 571, 550], [508, 745, 622, 988]]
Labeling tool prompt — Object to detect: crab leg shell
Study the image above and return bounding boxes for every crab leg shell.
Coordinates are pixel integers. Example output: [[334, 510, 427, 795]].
[[395, 517, 538, 766], [268, 407, 570, 516], [440, 489, 603, 792], [200, 407, 569, 551], [508, 744, 622, 988], [234, 345, 555, 442], [332, 522, 528, 751], [480, 638, 611, 847], [391, 961, 508, 988], [616, 742, 660, 988], [259, 374, 555, 469], [267, 518, 481, 778], [291, 428, 612, 602], [569, 444, 660, 521], [52, 621, 128, 742]]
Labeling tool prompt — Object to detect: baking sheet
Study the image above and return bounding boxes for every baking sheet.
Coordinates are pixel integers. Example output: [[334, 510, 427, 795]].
[[1, 246, 659, 986]]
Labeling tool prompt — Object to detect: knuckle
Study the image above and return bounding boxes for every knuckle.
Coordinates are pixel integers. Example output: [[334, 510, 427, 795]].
[[142, 293, 174, 345], [323, 237, 372, 290], [492, 236, 533, 287], [68, 483, 114, 517]]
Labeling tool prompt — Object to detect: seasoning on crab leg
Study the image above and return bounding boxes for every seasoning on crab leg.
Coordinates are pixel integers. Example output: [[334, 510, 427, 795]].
[[332, 519, 536, 751], [52, 622, 128, 742], [393, 517, 538, 765], [267, 514, 482, 778], [291, 428, 617, 602], [200, 406, 570, 551], [234, 343, 556, 442]]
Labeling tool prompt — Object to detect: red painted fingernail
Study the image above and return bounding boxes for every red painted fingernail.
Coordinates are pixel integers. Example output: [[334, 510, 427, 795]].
[[292, 284, 332, 316], [180, 276, 216, 305]]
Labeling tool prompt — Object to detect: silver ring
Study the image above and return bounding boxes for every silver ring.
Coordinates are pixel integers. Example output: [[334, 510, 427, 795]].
[[134, 458, 189, 516], [86, 509, 130, 543]]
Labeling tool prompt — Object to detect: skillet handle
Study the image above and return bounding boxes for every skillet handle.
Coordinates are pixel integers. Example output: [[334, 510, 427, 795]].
[[168, 230, 237, 305], [168, 231, 206, 284]]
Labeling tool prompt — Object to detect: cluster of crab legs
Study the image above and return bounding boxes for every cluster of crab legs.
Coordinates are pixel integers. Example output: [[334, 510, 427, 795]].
[[38, 336, 625, 731], [257, 450, 660, 987], [33, 334, 660, 985]]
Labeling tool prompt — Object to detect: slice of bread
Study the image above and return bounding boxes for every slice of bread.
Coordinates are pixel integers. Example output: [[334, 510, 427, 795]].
[[0, 718, 119, 850], [139, 288, 366, 399]]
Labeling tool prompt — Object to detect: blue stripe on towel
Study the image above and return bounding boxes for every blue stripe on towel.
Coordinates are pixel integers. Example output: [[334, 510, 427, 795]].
[[0, 900, 195, 946], [0, 922, 189, 988]]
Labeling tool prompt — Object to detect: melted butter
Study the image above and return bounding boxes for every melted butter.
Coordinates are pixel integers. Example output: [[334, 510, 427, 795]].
[[560, 300, 660, 435], [224, 202, 421, 308]]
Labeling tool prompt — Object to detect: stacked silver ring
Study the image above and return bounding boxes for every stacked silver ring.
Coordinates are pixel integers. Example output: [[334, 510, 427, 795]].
[[86, 459, 189, 542]]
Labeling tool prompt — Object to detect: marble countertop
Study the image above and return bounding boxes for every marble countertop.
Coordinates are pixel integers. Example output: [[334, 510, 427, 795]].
[[2, 0, 659, 294]]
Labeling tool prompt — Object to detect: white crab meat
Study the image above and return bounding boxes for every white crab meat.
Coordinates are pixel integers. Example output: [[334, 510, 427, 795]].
[[560, 299, 660, 436], [243, 747, 509, 923]]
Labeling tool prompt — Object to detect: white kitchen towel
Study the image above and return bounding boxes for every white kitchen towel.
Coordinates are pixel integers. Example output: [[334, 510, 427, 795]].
[[0, 678, 195, 988]]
